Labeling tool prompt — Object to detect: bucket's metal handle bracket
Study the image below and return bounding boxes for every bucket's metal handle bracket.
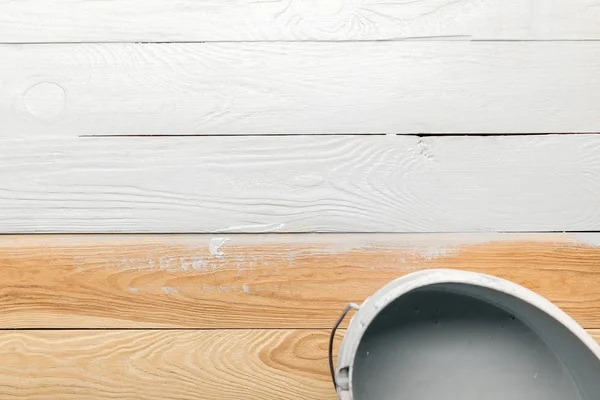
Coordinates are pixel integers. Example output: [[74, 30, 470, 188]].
[[329, 302, 360, 391]]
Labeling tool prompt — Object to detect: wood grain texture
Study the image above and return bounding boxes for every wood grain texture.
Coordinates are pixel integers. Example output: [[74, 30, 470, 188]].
[[2, 135, 600, 233], [0, 329, 342, 400], [0, 329, 598, 399], [2, 42, 600, 136], [1, 0, 599, 42], [2, 233, 600, 328]]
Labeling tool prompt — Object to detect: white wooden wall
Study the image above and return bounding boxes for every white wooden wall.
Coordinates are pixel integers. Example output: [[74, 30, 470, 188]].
[[2, 0, 600, 41], [1, 3, 599, 230], [2, 135, 600, 233]]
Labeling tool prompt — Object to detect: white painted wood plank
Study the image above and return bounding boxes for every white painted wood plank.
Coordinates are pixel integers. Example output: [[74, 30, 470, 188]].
[[0, 0, 599, 42], [1, 134, 599, 233], [2, 42, 600, 136]]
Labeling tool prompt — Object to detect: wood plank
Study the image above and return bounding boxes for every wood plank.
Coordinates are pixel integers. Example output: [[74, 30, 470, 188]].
[[0, 329, 341, 400], [1, 135, 600, 233], [2, 42, 600, 136], [2, 233, 600, 328], [0, 329, 598, 399], [1, 0, 599, 42]]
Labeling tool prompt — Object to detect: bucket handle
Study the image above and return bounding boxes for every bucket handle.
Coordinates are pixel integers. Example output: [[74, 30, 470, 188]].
[[329, 302, 360, 390]]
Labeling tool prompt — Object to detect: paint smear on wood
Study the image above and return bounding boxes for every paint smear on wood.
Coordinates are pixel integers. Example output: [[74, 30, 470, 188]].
[[1, 233, 599, 328]]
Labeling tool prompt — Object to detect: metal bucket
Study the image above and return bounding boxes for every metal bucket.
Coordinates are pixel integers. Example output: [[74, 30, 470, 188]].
[[330, 269, 600, 400]]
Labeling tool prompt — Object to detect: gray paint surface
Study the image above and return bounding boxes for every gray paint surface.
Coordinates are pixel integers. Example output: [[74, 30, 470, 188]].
[[337, 270, 600, 400], [354, 289, 585, 399]]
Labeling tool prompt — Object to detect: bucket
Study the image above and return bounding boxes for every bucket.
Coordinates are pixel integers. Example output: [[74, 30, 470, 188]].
[[330, 269, 600, 400]]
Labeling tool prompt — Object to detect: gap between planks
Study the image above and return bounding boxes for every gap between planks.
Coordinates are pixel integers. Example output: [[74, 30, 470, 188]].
[[77, 132, 600, 138], [6, 39, 600, 45]]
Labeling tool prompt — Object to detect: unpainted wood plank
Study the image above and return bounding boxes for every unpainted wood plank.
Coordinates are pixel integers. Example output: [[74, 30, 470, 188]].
[[0, 329, 598, 399], [0, 0, 599, 42], [2, 233, 600, 328], [1, 135, 600, 233], [0, 329, 341, 400], [2, 42, 600, 136]]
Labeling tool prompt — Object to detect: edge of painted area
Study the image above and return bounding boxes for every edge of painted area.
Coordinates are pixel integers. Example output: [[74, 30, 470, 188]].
[[335, 269, 600, 400]]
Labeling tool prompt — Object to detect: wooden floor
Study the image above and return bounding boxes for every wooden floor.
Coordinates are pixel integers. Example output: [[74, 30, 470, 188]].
[[1, 1, 600, 399]]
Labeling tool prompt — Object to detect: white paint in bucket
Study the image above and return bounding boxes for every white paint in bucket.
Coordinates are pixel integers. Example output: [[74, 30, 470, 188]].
[[333, 269, 600, 400]]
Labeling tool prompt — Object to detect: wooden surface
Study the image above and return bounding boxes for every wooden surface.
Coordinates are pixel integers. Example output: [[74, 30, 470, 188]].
[[3, 1, 600, 398], [0, 329, 341, 400], [2, 233, 600, 329], [2, 135, 600, 233], [0, 328, 597, 400], [3, 42, 600, 136], [1, 0, 600, 42]]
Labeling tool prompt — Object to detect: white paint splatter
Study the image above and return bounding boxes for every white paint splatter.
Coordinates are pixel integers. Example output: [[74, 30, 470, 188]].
[[115, 255, 210, 272], [159, 256, 171, 270], [575, 233, 600, 247], [129, 287, 139, 293], [396, 265, 424, 272], [190, 256, 207, 271], [162, 286, 179, 295], [419, 245, 453, 261], [179, 256, 207, 271], [242, 284, 250, 294], [146, 257, 155, 270], [202, 284, 244, 293], [219, 284, 237, 293], [179, 257, 189, 271], [209, 237, 230, 257]]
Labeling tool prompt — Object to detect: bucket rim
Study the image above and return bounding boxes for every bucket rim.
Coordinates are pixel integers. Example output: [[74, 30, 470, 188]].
[[335, 268, 600, 399]]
